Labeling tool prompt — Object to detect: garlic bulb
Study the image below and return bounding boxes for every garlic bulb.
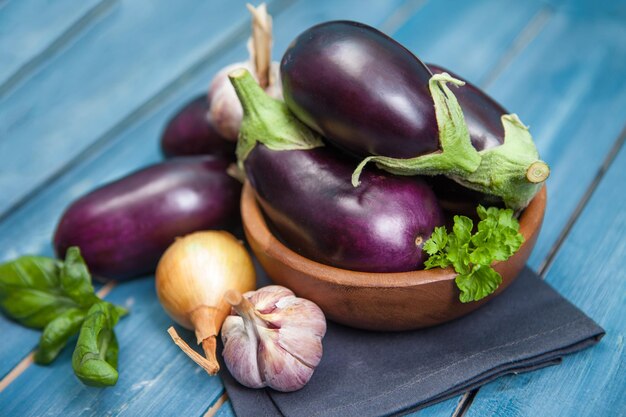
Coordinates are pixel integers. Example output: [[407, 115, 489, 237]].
[[208, 3, 282, 141], [208, 61, 282, 141], [222, 286, 326, 392]]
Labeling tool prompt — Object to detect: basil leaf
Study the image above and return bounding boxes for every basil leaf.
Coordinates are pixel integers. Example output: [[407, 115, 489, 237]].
[[72, 302, 126, 387], [0, 256, 77, 328], [60, 247, 99, 308], [0, 248, 101, 328], [35, 308, 87, 364]]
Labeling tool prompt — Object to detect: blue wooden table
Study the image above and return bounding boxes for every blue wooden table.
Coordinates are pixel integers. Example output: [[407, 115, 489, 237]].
[[1, 0, 624, 415]]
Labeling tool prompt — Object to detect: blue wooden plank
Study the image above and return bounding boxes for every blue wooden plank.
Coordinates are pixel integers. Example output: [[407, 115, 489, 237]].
[[393, 0, 545, 85], [0, 0, 105, 88], [482, 11, 626, 270], [0, 0, 284, 218], [464, 139, 626, 417]]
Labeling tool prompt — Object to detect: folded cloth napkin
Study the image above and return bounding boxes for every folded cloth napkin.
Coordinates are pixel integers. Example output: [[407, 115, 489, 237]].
[[220, 267, 604, 417]]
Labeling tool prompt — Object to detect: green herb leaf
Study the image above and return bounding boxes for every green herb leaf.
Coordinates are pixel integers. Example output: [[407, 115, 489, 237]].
[[72, 301, 126, 387], [60, 247, 99, 308], [423, 206, 524, 302], [456, 265, 503, 303], [0, 256, 75, 328], [35, 308, 87, 364]]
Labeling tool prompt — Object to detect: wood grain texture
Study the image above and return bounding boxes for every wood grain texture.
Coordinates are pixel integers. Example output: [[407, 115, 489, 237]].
[[393, 0, 545, 85], [0, 0, 105, 88], [0, 0, 282, 217], [464, 135, 626, 417]]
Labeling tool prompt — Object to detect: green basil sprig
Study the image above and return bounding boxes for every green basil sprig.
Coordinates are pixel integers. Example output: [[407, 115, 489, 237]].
[[0, 247, 127, 386], [72, 301, 127, 387]]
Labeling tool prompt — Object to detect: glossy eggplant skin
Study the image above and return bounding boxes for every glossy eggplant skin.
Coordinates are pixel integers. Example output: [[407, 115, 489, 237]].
[[161, 95, 235, 158], [54, 156, 241, 280], [245, 145, 444, 272], [427, 64, 505, 152], [281, 21, 438, 159]]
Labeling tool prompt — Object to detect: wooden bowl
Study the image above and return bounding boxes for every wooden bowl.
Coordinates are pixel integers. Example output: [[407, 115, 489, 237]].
[[241, 183, 546, 331]]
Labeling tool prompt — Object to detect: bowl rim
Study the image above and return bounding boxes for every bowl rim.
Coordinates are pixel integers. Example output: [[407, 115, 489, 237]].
[[241, 182, 547, 289]]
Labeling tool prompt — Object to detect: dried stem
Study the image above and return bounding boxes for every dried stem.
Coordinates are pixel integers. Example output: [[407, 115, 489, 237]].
[[246, 3, 272, 88], [167, 327, 220, 375]]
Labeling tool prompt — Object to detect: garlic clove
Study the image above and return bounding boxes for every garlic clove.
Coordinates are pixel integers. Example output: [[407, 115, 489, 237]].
[[245, 285, 294, 313], [221, 315, 265, 388], [257, 327, 316, 392]]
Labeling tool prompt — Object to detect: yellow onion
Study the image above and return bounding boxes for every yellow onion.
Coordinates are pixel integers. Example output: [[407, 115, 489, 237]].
[[156, 231, 255, 375]]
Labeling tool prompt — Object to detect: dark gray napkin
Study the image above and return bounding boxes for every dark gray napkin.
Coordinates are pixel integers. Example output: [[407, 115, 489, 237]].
[[220, 267, 604, 417]]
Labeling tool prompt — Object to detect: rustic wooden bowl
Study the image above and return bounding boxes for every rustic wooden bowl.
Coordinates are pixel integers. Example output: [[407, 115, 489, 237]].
[[241, 183, 546, 331]]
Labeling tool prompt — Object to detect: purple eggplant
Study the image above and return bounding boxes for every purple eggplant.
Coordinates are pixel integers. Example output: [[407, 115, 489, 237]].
[[281, 21, 438, 159], [247, 145, 443, 272], [281, 21, 548, 210], [54, 156, 241, 280], [229, 68, 444, 272], [161, 95, 235, 158]]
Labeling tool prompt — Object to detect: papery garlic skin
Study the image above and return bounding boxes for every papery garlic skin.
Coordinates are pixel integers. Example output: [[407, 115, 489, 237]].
[[208, 61, 282, 141], [221, 285, 326, 392]]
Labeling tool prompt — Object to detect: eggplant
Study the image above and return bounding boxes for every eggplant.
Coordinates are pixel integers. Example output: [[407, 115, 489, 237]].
[[247, 145, 443, 272], [161, 95, 235, 158], [281, 21, 437, 159], [54, 156, 241, 280], [281, 21, 549, 210], [229, 68, 444, 272]]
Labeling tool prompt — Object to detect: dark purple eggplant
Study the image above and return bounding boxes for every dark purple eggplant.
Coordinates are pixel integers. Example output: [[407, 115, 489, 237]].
[[281, 21, 438, 159], [161, 95, 235, 158], [54, 156, 241, 280], [282, 21, 549, 210], [247, 145, 443, 272], [228, 68, 444, 272]]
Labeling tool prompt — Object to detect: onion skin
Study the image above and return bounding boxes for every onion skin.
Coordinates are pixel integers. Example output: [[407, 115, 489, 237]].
[[160, 95, 235, 158], [245, 145, 444, 272], [281, 20, 438, 159], [53, 156, 242, 281]]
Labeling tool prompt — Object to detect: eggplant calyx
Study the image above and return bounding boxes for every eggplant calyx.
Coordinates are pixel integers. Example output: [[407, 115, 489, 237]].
[[450, 114, 550, 210], [352, 72, 482, 186], [228, 68, 324, 167]]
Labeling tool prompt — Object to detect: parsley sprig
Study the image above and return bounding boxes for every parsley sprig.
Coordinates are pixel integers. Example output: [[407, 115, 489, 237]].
[[423, 206, 524, 303]]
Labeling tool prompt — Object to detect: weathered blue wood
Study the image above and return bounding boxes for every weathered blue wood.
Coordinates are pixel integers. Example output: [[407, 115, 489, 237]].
[[464, 138, 626, 417], [0, 0, 287, 218], [0, 0, 104, 88], [483, 11, 626, 270], [393, 0, 545, 85]]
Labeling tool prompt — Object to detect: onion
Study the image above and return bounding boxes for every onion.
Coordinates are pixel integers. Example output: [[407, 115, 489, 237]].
[[156, 231, 255, 374]]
